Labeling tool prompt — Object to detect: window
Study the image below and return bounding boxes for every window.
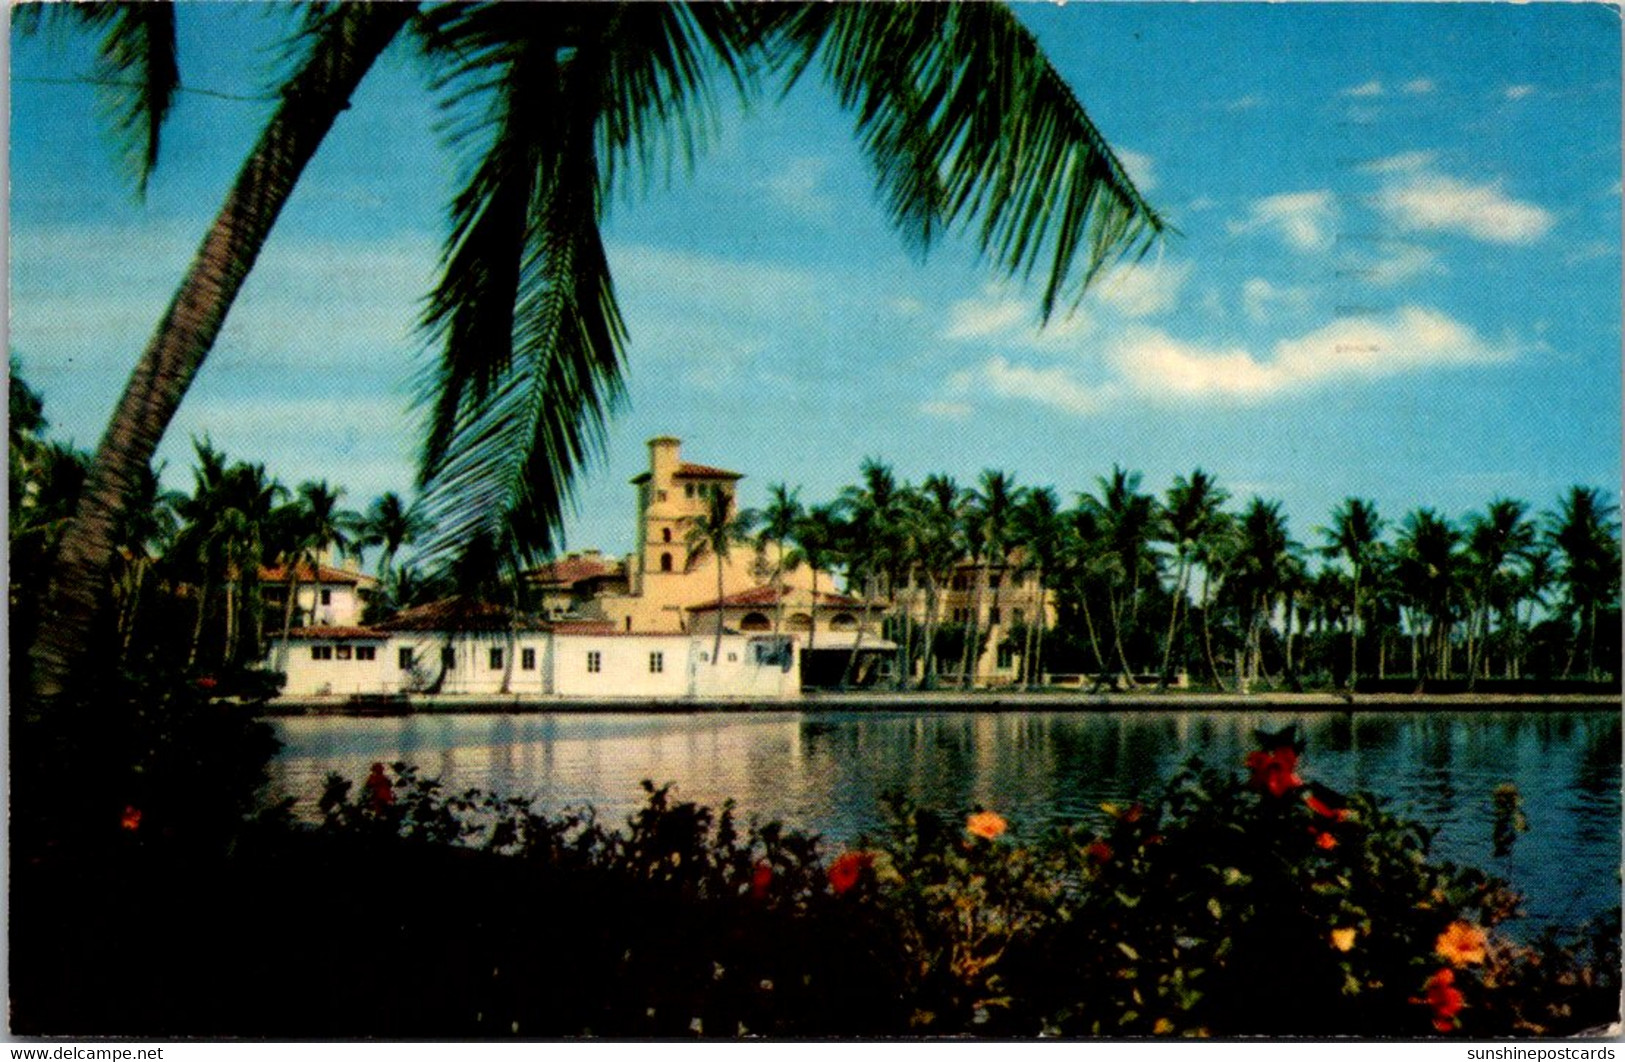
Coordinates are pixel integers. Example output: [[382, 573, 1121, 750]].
[[335, 644, 353, 660], [586, 651, 602, 673], [521, 648, 536, 671], [989, 607, 1001, 625], [356, 645, 376, 661], [988, 575, 1001, 590], [684, 484, 695, 498], [489, 647, 504, 670], [625, 616, 633, 632], [441, 647, 456, 669], [740, 612, 771, 632], [727, 652, 738, 663], [399, 648, 414, 670], [660, 553, 673, 572], [830, 613, 858, 632], [997, 643, 1015, 669], [952, 575, 968, 591], [320, 589, 332, 605], [662, 527, 672, 543], [649, 652, 664, 674], [311, 645, 333, 661], [657, 490, 668, 502]]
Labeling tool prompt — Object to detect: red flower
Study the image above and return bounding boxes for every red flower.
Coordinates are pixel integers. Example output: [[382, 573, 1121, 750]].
[[120, 805, 142, 832], [364, 762, 394, 811], [1084, 840, 1114, 864], [1416, 967, 1466, 1032], [1314, 830, 1338, 851], [750, 861, 773, 900], [195, 676, 218, 691], [1245, 746, 1304, 798], [1305, 792, 1347, 821], [828, 851, 873, 895]]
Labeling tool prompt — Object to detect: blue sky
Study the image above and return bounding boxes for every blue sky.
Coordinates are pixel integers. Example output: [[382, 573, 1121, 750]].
[[9, 3, 1621, 558]]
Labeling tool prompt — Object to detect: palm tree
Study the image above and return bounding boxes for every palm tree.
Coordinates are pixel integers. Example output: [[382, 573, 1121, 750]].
[[755, 483, 803, 636], [28, 2, 1163, 702], [1463, 498, 1535, 683], [358, 492, 429, 587], [958, 470, 1021, 686], [1545, 487, 1621, 680], [791, 503, 845, 661], [1081, 466, 1157, 686], [685, 485, 754, 667], [110, 463, 182, 659], [1320, 498, 1384, 689], [1059, 501, 1113, 683], [909, 475, 964, 690], [1193, 509, 1239, 690], [1229, 498, 1298, 692], [272, 481, 362, 669], [838, 460, 903, 688], [1157, 470, 1229, 690], [1012, 486, 1063, 690], [1395, 508, 1463, 682]]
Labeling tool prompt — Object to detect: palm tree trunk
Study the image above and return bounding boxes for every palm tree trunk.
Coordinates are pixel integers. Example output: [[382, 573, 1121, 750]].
[[1032, 582, 1049, 690], [920, 576, 940, 690], [27, 4, 416, 702], [187, 578, 211, 671], [1199, 569, 1226, 691], [1158, 555, 1187, 690], [1348, 569, 1361, 690], [711, 555, 725, 666], [959, 561, 986, 688]]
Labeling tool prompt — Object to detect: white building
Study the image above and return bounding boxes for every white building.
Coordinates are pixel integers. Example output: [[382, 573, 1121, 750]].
[[270, 597, 801, 702], [259, 560, 377, 629]]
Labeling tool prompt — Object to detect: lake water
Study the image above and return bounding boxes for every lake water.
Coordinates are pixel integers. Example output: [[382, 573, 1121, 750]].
[[266, 708, 1621, 931]]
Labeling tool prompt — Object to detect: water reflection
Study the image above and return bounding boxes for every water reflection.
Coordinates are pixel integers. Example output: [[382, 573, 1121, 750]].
[[268, 709, 1620, 929]]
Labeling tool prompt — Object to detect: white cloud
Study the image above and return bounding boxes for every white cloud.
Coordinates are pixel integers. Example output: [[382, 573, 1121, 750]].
[[942, 295, 1031, 341], [941, 307, 1512, 416], [1342, 80, 1384, 98], [1116, 149, 1157, 192], [1091, 259, 1191, 318], [981, 356, 1119, 415], [1229, 190, 1339, 252], [1225, 94, 1266, 112], [761, 156, 833, 216], [1504, 84, 1535, 100], [1112, 308, 1510, 400], [1401, 78, 1436, 95], [1358, 243, 1443, 286], [1360, 150, 1436, 174], [1241, 278, 1317, 323], [1374, 171, 1553, 244]]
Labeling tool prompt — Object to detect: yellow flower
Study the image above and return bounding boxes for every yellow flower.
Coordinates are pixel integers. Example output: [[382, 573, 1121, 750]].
[[966, 811, 1008, 840], [1435, 921, 1487, 966], [1153, 1018, 1174, 1035], [1330, 927, 1357, 952]]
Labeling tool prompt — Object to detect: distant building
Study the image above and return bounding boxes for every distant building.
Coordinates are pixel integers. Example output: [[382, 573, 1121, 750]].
[[259, 557, 377, 629], [897, 553, 1056, 685]]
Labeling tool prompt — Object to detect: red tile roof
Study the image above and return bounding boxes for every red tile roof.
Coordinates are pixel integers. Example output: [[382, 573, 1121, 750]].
[[375, 597, 555, 633], [281, 626, 384, 640], [526, 554, 623, 586], [259, 562, 377, 587], [686, 584, 864, 612], [672, 461, 742, 480]]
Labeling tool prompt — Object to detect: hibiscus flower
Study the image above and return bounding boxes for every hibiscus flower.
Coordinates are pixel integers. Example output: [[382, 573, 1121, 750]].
[[120, 805, 142, 832], [966, 811, 1008, 840], [1435, 921, 1488, 966], [828, 851, 874, 895], [1416, 967, 1466, 1032], [750, 861, 773, 900], [1245, 746, 1304, 798]]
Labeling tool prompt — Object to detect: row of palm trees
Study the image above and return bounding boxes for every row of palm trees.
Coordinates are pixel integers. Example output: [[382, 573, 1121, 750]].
[[10, 374, 431, 675], [721, 461, 1621, 691]]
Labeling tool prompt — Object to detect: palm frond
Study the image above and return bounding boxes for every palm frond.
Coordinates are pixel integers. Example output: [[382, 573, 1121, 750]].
[[17, 1, 179, 197], [761, 3, 1165, 322]]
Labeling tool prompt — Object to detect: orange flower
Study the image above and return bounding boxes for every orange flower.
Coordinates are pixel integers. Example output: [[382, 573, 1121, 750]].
[[1330, 927, 1357, 952], [966, 811, 1008, 840], [1416, 967, 1465, 1032], [1084, 840, 1113, 864], [1245, 746, 1303, 798], [750, 861, 773, 900], [1314, 830, 1338, 851], [1123, 802, 1145, 824], [120, 805, 142, 832], [828, 851, 873, 896], [1435, 921, 1487, 966]]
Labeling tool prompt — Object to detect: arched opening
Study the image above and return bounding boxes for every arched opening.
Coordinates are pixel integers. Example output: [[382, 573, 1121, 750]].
[[785, 613, 813, 632], [830, 613, 858, 632], [661, 527, 672, 543], [660, 552, 673, 572], [740, 612, 771, 632]]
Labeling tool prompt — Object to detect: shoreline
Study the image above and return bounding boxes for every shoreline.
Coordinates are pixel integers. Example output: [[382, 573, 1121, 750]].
[[257, 690, 1623, 717]]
